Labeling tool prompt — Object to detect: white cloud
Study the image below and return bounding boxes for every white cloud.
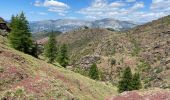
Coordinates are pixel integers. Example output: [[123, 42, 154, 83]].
[[78, 0, 127, 19], [58, 13, 66, 16], [44, 0, 69, 8], [32, 0, 170, 22], [151, 0, 170, 11], [149, 0, 170, 21], [131, 2, 144, 10], [34, 0, 42, 7], [33, 0, 69, 16], [79, 0, 146, 21], [78, 0, 170, 22], [126, 0, 136, 3], [110, 2, 125, 7]]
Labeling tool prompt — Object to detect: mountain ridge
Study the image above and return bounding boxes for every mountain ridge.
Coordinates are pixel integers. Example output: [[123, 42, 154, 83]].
[[30, 18, 137, 33], [55, 15, 170, 88]]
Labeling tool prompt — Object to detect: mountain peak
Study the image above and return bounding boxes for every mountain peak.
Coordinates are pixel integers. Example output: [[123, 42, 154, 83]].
[[30, 18, 137, 33]]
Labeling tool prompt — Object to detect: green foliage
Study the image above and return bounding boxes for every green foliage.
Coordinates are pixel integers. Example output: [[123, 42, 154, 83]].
[[30, 42, 39, 58], [44, 32, 58, 63], [74, 67, 89, 76], [110, 58, 116, 66], [155, 67, 163, 73], [58, 44, 69, 68], [118, 67, 133, 93], [118, 67, 142, 93], [84, 26, 89, 29], [89, 63, 99, 80], [74, 67, 105, 81], [107, 28, 115, 31], [132, 73, 142, 90], [137, 60, 151, 72], [9, 12, 33, 54], [130, 38, 140, 56], [99, 70, 105, 81]]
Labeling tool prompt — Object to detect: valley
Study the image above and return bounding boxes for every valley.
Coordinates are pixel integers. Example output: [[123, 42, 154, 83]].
[[0, 1, 170, 98], [37, 15, 170, 89]]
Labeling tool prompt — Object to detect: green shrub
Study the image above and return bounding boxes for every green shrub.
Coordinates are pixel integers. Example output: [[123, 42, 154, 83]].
[[118, 67, 133, 93], [130, 39, 140, 56], [89, 63, 99, 80], [118, 67, 142, 93], [155, 67, 163, 73], [110, 58, 116, 66], [74, 67, 89, 77], [131, 73, 142, 90], [137, 60, 151, 72]]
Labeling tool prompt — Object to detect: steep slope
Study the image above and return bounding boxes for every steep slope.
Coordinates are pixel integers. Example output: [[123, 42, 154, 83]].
[[57, 28, 118, 64], [0, 35, 117, 99], [57, 15, 170, 88]]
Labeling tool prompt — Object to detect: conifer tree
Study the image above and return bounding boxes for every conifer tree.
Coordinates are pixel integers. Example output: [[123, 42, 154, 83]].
[[118, 67, 133, 93], [30, 42, 39, 58], [132, 73, 142, 90], [9, 12, 33, 54], [44, 32, 57, 63], [58, 44, 69, 68], [118, 67, 142, 93], [89, 63, 99, 80]]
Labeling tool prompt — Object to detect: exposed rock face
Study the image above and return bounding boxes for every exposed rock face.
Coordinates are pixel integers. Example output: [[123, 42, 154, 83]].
[[77, 55, 100, 69], [0, 22, 10, 36], [0, 29, 8, 36]]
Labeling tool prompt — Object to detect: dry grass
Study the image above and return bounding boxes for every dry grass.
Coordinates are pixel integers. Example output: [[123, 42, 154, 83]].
[[0, 35, 117, 100]]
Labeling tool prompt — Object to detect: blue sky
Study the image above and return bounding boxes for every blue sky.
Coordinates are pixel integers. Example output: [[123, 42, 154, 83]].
[[0, 0, 170, 22]]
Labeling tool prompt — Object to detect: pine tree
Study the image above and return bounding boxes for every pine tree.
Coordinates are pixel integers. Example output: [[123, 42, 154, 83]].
[[132, 73, 142, 90], [89, 63, 99, 80], [30, 42, 39, 58], [9, 12, 33, 54], [44, 32, 58, 63], [58, 44, 69, 68], [118, 67, 133, 93]]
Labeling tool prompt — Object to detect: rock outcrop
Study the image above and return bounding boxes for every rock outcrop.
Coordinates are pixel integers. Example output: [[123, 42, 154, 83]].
[[0, 18, 10, 36]]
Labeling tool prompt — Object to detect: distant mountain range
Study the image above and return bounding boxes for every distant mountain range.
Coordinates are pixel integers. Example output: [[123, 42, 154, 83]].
[[29, 18, 137, 33]]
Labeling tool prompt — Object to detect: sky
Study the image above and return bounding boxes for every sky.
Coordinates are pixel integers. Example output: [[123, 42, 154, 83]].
[[0, 0, 170, 22]]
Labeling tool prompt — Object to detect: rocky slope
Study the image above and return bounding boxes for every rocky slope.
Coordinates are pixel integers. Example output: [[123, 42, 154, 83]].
[[56, 15, 170, 88], [0, 35, 117, 99]]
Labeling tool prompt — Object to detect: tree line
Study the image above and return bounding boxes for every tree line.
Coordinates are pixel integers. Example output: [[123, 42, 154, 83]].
[[8, 12, 69, 68]]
